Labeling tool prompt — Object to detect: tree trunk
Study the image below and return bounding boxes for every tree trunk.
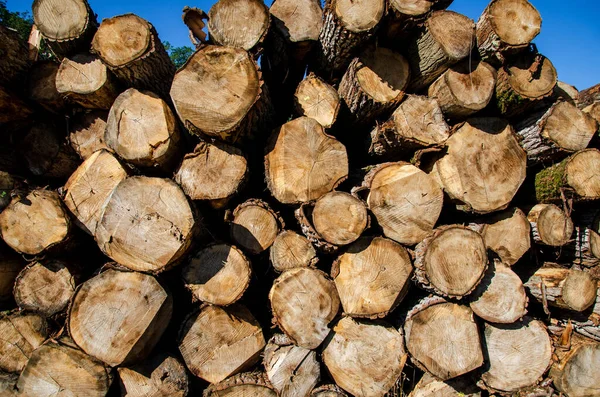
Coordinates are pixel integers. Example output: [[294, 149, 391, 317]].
[[515, 101, 597, 166], [480, 318, 552, 393], [56, 53, 120, 109], [265, 117, 348, 204], [408, 373, 481, 397], [270, 267, 340, 349], [338, 47, 410, 126], [91, 14, 175, 98], [0, 242, 24, 306], [294, 73, 340, 128], [105, 88, 181, 171], [311, 384, 348, 397], [469, 260, 528, 323], [562, 207, 600, 267], [332, 237, 412, 318], [414, 225, 488, 298], [63, 149, 129, 235], [577, 83, 600, 109], [314, 0, 385, 79], [174, 141, 248, 209], [228, 199, 283, 255], [382, 0, 454, 45], [534, 149, 600, 203], [182, 243, 251, 306], [428, 59, 497, 119], [476, 0, 541, 65], [13, 260, 77, 317], [95, 176, 197, 273], [433, 118, 527, 214], [27, 61, 67, 114], [117, 353, 189, 397], [269, 230, 318, 273], [0, 312, 48, 373], [32, 0, 98, 58], [178, 304, 266, 384], [170, 45, 273, 144], [360, 162, 443, 246], [16, 337, 112, 397], [0, 86, 34, 126], [404, 297, 483, 381], [550, 332, 600, 397], [0, 189, 72, 256], [295, 203, 338, 254], [207, 0, 270, 53], [204, 372, 278, 397], [524, 264, 597, 312], [323, 316, 407, 397], [527, 204, 574, 247], [406, 11, 475, 92], [468, 207, 531, 266], [69, 268, 172, 367], [263, 334, 320, 397], [0, 25, 31, 88], [69, 110, 109, 160], [368, 95, 450, 159]]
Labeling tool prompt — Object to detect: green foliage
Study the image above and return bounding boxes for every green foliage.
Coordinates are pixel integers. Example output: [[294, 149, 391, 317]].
[[0, 0, 33, 40], [163, 41, 194, 68]]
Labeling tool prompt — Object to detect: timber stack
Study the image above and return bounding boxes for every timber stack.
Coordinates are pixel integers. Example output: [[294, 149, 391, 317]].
[[1, 0, 600, 395]]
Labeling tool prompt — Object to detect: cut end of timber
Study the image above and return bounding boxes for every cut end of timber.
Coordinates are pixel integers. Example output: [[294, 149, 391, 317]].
[[33, 0, 90, 40], [295, 74, 340, 128], [312, 191, 367, 246], [566, 149, 600, 199], [270, 0, 323, 43], [208, 0, 269, 51], [269, 230, 318, 272], [334, 0, 385, 33], [487, 0, 541, 46], [356, 47, 410, 103], [92, 14, 151, 67], [427, 11, 475, 61]]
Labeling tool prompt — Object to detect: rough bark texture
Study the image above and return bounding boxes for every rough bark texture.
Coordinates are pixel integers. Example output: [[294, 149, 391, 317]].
[[550, 332, 600, 397], [311, 384, 348, 397], [203, 372, 277, 397], [0, 85, 34, 126], [117, 353, 189, 397], [408, 373, 481, 397], [0, 25, 31, 88], [578, 83, 600, 109], [562, 207, 600, 267], [28, 61, 67, 114], [295, 203, 339, 254]]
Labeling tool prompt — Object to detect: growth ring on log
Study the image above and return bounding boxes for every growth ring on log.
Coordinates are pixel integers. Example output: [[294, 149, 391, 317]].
[[91, 14, 151, 67], [33, 0, 90, 41], [334, 0, 384, 32], [207, 0, 270, 51], [0, 313, 48, 373], [312, 191, 367, 246], [269, 230, 317, 272], [478, 0, 541, 48], [566, 149, 600, 199]]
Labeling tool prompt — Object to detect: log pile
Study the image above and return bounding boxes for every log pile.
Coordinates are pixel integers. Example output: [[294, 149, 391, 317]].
[[1, 0, 600, 396]]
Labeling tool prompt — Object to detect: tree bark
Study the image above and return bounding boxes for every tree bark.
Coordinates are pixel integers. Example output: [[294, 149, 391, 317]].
[[204, 372, 278, 397], [228, 199, 283, 255], [0, 242, 24, 306], [562, 207, 600, 267], [408, 373, 481, 397], [577, 83, 600, 109], [92, 14, 175, 98], [295, 203, 339, 254], [332, 237, 412, 318], [269, 230, 318, 272], [550, 332, 600, 397], [0, 86, 34, 126], [294, 73, 340, 128], [117, 353, 189, 397], [0, 312, 48, 373], [382, 0, 454, 45], [311, 384, 348, 397], [27, 61, 67, 114], [69, 110, 109, 160], [527, 204, 574, 247], [0, 25, 31, 88]]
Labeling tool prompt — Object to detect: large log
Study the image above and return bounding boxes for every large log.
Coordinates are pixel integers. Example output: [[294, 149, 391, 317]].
[[0, 312, 47, 373], [117, 353, 189, 397], [68, 110, 109, 160], [32, 0, 98, 58], [92, 14, 175, 98], [382, 0, 454, 44], [207, 0, 270, 52], [550, 332, 600, 397], [527, 204, 574, 247], [69, 268, 172, 367], [269, 230, 318, 272], [27, 61, 67, 114], [229, 199, 283, 255], [295, 73, 340, 128], [332, 237, 412, 318], [204, 372, 277, 397]]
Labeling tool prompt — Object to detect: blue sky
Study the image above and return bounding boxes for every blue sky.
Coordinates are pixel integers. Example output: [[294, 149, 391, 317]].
[[8, 0, 600, 89]]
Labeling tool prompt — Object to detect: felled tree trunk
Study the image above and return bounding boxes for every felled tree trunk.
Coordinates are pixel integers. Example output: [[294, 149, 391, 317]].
[[56, 53, 120, 109], [0, 86, 34, 126], [310, 191, 368, 247], [295, 204, 338, 254], [204, 372, 277, 397], [68, 110, 109, 160], [332, 237, 412, 318], [583, 101, 600, 126], [382, 0, 454, 45], [27, 61, 67, 113], [92, 14, 175, 98], [0, 25, 31, 88], [578, 83, 600, 109], [69, 268, 172, 367], [0, 312, 48, 373], [550, 332, 600, 397], [228, 199, 283, 255], [311, 385, 348, 397], [269, 231, 318, 273], [117, 353, 189, 397], [294, 74, 340, 128], [408, 373, 481, 397], [208, 0, 270, 53], [527, 204, 574, 247]]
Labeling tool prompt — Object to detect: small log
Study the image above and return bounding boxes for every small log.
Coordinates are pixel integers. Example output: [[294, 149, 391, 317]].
[[404, 297, 483, 380], [270, 267, 340, 349], [27, 61, 67, 113], [56, 53, 120, 109], [204, 372, 277, 397], [469, 207, 531, 266], [0, 189, 71, 256], [207, 0, 270, 52], [0, 242, 24, 306], [527, 204, 574, 247], [322, 316, 407, 397], [428, 60, 497, 119], [182, 7, 207, 45], [515, 101, 597, 166], [16, 337, 112, 397], [117, 353, 189, 397], [583, 101, 600, 126], [69, 110, 109, 160], [63, 149, 129, 235], [69, 268, 172, 367], [178, 304, 266, 384], [433, 118, 527, 214], [338, 47, 410, 126], [480, 318, 552, 393], [550, 333, 600, 397], [295, 203, 338, 254], [175, 141, 248, 208], [229, 199, 283, 255], [406, 11, 475, 92], [310, 384, 348, 397], [13, 260, 77, 317], [95, 176, 197, 273], [535, 149, 600, 203], [269, 230, 318, 272], [32, 0, 98, 58], [315, 0, 385, 78], [469, 260, 528, 323], [524, 264, 597, 312], [555, 81, 579, 104], [263, 334, 320, 397], [368, 95, 450, 159], [265, 117, 348, 204], [0, 312, 48, 373], [476, 0, 541, 65], [91, 14, 175, 97], [552, 293, 600, 342], [171, 45, 273, 144], [182, 243, 251, 306], [414, 226, 488, 298], [361, 162, 443, 246], [311, 191, 367, 246], [408, 373, 481, 397], [332, 237, 412, 318], [0, 25, 31, 88], [294, 74, 340, 128]]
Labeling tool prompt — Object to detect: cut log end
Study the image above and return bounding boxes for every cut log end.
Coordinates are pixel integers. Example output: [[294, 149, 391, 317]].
[[295, 74, 340, 128], [475, 207, 531, 265], [270, 0, 323, 44], [0, 313, 48, 373], [551, 338, 600, 397], [230, 199, 282, 255], [334, 0, 384, 33], [528, 204, 574, 247], [92, 14, 152, 67], [208, 0, 269, 51], [118, 353, 189, 397], [312, 191, 367, 246], [269, 230, 318, 272], [69, 110, 110, 160]]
